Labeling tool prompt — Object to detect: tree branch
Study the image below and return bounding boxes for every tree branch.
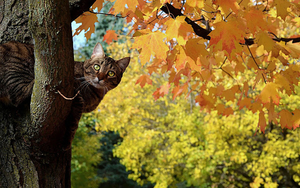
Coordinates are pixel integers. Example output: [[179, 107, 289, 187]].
[[160, 3, 211, 40], [161, 3, 300, 45]]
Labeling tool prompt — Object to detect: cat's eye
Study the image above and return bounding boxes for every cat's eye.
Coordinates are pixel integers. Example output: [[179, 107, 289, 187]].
[[107, 71, 115, 77], [94, 64, 100, 71]]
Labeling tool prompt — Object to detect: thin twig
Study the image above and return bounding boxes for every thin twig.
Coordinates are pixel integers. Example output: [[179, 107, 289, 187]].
[[57, 90, 80, 100], [224, 0, 244, 20], [88, 10, 125, 18], [246, 45, 267, 84]]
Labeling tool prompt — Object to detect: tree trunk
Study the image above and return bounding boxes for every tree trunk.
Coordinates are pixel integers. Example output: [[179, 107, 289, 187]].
[[0, 0, 95, 187]]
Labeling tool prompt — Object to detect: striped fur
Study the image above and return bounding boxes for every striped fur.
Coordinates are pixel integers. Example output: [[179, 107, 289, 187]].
[[0, 41, 130, 112]]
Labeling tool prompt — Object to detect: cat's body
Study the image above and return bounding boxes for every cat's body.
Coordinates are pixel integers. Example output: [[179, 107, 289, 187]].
[[0, 41, 130, 113]]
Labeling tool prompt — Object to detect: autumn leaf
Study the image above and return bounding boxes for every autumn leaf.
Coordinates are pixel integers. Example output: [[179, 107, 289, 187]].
[[159, 83, 170, 95], [165, 16, 194, 45], [279, 109, 293, 129], [91, 0, 104, 10], [258, 110, 267, 133], [259, 83, 280, 105], [110, 0, 139, 16], [255, 32, 275, 52], [244, 8, 269, 34], [209, 19, 245, 56], [185, 38, 208, 62], [133, 30, 168, 63], [73, 12, 98, 40], [215, 0, 239, 15], [103, 30, 118, 44], [136, 74, 152, 88], [274, 0, 290, 20], [292, 109, 300, 129]]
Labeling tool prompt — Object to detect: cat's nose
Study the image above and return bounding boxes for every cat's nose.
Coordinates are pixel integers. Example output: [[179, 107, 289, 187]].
[[97, 73, 105, 81]]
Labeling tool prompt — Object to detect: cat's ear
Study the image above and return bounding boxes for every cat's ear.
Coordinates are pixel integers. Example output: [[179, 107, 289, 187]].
[[117, 57, 130, 73], [91, 43, 105, 59]]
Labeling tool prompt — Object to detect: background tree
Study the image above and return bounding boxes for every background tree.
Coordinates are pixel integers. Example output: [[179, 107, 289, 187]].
[[95, 39, 300, 187]]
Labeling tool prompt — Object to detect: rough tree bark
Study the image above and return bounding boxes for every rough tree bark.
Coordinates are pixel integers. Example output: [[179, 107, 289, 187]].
[[0, 0, 95, 187]]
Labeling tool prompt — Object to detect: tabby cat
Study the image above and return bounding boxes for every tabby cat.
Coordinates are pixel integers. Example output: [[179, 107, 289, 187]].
[[0, 41, 130, 112]]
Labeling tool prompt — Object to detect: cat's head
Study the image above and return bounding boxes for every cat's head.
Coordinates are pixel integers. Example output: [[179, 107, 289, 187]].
[[83, 43, 130, 91]]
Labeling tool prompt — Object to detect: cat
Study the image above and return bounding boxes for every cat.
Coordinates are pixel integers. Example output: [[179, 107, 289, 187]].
[[0, 41, 130, 150], [0, 41, 130, 112]]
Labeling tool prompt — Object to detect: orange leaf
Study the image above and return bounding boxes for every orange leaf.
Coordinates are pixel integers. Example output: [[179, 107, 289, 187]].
[[258, 110, 266, 133], [112, 0, 138, 16], [259, 83, 280, 105], [73, 12, 98, 40], [244, 8, 268, 34], [255, 32, 275, 52], [165, 16, 194, 45], [238, 97, 252, 110], [274, 0, 290, 20], [268, 102, 278, 124], [133, 30, 168, 63], [185, 38, 208, 62], [103, 30, 118, 44], [279, 109, 293, 129], [172, 85, 183, 100], [209, 20, 245, 56], [215, 0, 239, 15], [159, 83, 170, 95], [91, 0, 104, 10], [136, 74, 152, 88], [292, 109, 300, 129], [175, 45, 188, 71]]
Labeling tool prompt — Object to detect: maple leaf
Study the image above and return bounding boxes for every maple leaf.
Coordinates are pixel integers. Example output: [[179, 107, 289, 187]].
[[292, 109, 300, 129], [244, 8, 268, 34], [279, 109, 293, 129], [110, 0, 139, 16], [133, 30, 169, 63], [103, 30, 118, 44], [175, 45, 188, 71], [274, 0, 290, 20], [136, 74, 152, 88], [185, 0, 204, 9], [255, 32, 275, 52], [91, 0, 104, 11], [259, 83, 280, 105], [73, 12, 98, 40], [209, 19, 245, 56], [285, 42, 300, 58], [258, 110, 267, 133], [165, 16, 194, 45], [172, 85, 183, 100], [159, 83, 170, 95], [185, 38, 208, 62], [215, 0, 239, 15]]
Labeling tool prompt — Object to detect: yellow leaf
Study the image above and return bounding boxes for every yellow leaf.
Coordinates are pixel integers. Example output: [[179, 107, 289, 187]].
[[73, 12, 98, 40], [274, 0, 290, 20], [255, 32, 275, 52], [279, 109, 293, 129], [165, 16, 194, 45], [275, 74, 291, 93], [185, 0, 204, 9], [286, 42, 300, 58], [113, 0, 138, 16], [185, 38, 208, 62], [259, 83, 280, 105], [133, 30, 168, 63]]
